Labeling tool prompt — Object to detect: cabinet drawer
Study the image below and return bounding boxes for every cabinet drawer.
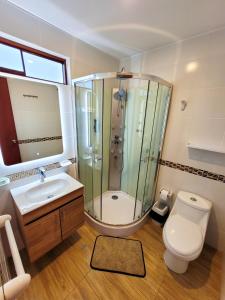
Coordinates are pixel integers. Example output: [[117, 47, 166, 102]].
[[24, 210, 62, 262], [60, 197, 84, 240]]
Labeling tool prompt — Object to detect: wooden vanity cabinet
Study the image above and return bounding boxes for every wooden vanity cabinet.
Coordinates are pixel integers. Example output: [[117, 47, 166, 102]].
[[60, 197, 84, 240], [15, 187, 84, 262], [24, 210, 61, 262]]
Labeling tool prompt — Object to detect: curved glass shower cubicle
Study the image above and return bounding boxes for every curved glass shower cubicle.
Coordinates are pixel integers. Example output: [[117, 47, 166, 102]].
[[73, 71, 172, 229]]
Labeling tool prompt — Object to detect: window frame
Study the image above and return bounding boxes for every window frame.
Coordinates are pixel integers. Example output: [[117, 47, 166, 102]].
[[0, 36, 67, 84]]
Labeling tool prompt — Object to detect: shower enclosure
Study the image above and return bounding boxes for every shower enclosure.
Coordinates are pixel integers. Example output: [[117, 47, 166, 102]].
[[73, 71, 172, 231]]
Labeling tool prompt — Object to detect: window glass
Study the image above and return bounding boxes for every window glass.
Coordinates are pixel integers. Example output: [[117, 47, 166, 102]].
[[23, 52, 64, 83], [0, 44, 24, 71]]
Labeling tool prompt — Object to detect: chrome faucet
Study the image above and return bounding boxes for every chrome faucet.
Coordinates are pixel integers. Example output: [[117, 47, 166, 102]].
[[37, 167, 46, 183]]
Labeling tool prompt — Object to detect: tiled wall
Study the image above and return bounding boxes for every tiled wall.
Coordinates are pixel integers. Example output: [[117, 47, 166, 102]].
[[7, 157, 76, 182], [121, 27, 225, 251], [17, 136, 62, 144], [159, 159, 225, 183]]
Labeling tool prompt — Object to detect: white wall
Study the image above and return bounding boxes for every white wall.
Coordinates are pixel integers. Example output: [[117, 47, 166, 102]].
[[0, 0, 119, 78], [121, 27, 225, 251]]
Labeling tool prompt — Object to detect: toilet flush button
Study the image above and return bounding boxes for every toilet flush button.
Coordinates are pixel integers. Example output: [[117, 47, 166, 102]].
[[190, 197, 197, 202]]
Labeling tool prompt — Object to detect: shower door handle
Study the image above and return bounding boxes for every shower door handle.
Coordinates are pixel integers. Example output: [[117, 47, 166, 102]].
[[94, 155, 102, 163]]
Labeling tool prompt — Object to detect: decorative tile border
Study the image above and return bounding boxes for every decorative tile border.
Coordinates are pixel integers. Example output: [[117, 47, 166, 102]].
[[9, 156, 224, 184], [17, 136, 62, 145], [159, 159, 225, 183], [7, 157, 76, 182]]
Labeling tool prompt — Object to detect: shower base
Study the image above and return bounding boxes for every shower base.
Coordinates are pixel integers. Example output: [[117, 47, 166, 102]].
[[85, 191, 149, 236], [94, 191, 142, 225]]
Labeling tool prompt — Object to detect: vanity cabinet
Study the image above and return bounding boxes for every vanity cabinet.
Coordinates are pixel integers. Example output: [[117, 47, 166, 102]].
[[24, 210, 61, 262], [15, 187, 84, 262], [60, 197, 84, 240]]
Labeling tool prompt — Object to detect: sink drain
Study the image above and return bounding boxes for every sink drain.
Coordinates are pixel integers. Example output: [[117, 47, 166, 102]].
[[47, 194, 54, 199], [112, 195, 118, 200]]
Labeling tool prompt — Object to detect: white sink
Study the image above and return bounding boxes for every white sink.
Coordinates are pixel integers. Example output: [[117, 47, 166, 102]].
[[11, 173, 83, 215]]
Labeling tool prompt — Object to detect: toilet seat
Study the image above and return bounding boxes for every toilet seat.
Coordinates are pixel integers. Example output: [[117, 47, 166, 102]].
[[163, 214, 203, 260]]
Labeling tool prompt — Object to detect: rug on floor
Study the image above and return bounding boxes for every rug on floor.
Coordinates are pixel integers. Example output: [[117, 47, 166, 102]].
[[90, 235, 146, 277]]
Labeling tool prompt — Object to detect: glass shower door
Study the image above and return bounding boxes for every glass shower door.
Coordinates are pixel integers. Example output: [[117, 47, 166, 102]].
[[75, 80, 103, 220], [75, 81, 93, 215], [141, 84, 171, 215], [121, 79, 149, 202], [134, 81, 159, 220], [92, 80, 103, 220]]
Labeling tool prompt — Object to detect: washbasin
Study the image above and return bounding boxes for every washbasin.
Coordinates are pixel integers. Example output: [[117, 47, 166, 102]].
[[25, 179, 70, 203], [10, 172, 83, 215]]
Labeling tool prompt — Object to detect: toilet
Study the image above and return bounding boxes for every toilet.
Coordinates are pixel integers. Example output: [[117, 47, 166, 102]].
[[162, 191, 212, 274]]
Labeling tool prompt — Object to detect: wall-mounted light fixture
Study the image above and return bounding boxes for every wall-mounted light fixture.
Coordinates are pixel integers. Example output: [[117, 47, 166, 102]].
[[181, 100, 187, 111]]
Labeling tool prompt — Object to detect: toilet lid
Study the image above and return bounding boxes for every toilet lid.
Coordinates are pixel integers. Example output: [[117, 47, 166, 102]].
[[164, 214, 203, 256]]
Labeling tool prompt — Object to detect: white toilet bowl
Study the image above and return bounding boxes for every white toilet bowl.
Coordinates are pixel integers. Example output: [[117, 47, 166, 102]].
[[162, 191, 212, 274]]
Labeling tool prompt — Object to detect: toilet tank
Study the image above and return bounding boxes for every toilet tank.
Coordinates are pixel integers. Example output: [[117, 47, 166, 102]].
[[171, 191, 212, 227]]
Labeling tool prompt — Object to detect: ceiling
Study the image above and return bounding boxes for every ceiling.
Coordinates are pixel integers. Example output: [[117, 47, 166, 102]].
[[8, 0, 225, 58]]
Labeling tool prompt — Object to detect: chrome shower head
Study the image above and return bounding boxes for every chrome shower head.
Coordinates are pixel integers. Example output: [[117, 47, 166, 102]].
[[113, 88, 127, 101]]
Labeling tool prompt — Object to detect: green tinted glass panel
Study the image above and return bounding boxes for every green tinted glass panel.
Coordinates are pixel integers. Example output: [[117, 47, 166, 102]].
[[142, 84, 171, 214], [75, 81, 94, 216], [91, 80, 103, 220], [121, 79, 149, 202], [134, 81, 159, 220]]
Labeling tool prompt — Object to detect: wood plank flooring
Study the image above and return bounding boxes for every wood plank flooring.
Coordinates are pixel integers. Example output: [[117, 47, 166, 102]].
[[17, 219, 222, 300]]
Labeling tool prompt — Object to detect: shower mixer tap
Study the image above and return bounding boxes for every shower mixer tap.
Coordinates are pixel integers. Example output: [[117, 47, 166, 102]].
[[112, 135, 122, 144]]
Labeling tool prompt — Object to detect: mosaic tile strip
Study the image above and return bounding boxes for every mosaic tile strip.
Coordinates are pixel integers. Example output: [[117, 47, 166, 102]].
[[17, 136, 62, 144], [7, 157, 76, 182], [9, 157, 223, 184], [159, 159, 225, 183]]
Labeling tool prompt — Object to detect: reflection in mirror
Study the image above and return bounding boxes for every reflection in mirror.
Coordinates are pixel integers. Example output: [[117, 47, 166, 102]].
[[0, 76, 63, 165]]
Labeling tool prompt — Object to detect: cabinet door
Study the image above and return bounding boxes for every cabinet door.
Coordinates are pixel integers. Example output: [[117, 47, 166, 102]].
[[24, 210, 61, 262], [60, 197, 84, 240]]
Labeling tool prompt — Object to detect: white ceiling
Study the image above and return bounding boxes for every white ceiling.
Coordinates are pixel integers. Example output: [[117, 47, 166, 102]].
[[8, 0, 225, 58]]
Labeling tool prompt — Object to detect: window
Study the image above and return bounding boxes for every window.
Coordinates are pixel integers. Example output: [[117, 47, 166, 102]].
[[0, 44, 23, 72], [23, 52, 64, 83], [0, 37, 67, 84]]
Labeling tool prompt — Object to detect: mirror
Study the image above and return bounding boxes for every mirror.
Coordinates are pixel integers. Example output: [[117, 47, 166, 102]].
[[0, 76, 63, 165]]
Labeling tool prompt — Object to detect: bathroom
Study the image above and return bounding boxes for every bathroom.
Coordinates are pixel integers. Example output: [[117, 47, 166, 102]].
[[0, 0, 224, 299]]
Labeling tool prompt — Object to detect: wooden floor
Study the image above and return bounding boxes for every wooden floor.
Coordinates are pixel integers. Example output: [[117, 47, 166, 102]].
[[17, 219, 222, 300]]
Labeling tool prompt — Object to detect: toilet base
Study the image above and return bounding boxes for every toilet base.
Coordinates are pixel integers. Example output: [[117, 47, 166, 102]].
[[164, 249, 189, 274]]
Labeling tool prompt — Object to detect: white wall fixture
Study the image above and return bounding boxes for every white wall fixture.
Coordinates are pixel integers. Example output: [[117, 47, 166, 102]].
[[187, 143, 225, 154], [181, 100, 187, 111]]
